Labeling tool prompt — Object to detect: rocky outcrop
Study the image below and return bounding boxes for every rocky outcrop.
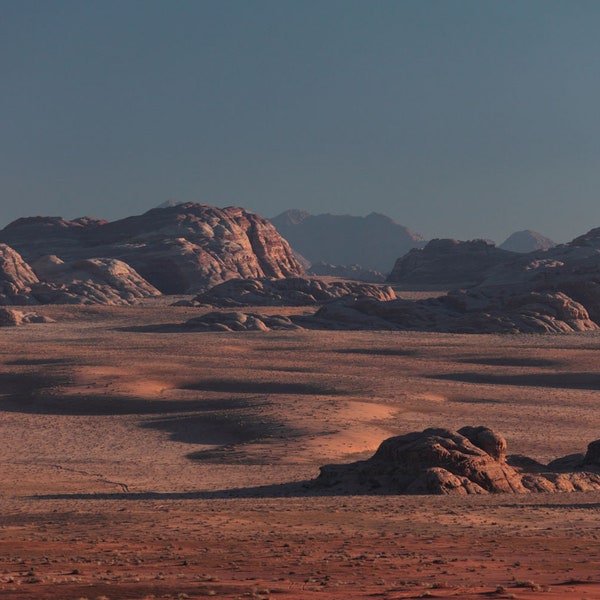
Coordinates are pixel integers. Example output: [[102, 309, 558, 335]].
[[0, 244, 40, 305], [271, 210, 424, 272], [183, 311, 300, 332], [499, 230, 557, 253], [0, 307, 54, 326], [307, 288, 598, 334], [0, 243, 160, 306], [387, 239, 519, 287], [178, 277, 395, 308], [307, 262, 386, 283], [313, 426, 600, 495], [29, 256, 161, 305], [0, 203, 304, 294]]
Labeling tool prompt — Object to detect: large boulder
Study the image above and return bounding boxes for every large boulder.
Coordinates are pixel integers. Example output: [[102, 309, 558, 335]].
[[0, 244, 40, 304], [313, 426, 600, 495], [0, 203, 304, 294]]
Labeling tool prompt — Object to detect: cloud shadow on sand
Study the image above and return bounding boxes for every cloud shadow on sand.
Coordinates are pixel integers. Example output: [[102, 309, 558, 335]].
[[429, 371, 600, 390], [30, 480, 346, 501], [181, 378, 346, 396]]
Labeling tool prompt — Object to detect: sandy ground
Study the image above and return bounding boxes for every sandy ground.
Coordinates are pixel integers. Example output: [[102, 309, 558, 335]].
[[2, 303, 600, 598]]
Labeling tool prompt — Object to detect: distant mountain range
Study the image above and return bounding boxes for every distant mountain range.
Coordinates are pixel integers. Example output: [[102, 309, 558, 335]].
[[270, 209, 557, 275], [270, 210, 425, 272]]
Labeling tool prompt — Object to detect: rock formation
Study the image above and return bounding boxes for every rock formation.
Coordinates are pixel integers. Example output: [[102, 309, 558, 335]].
[[29, 256, 161, 305], [0, 244, 40, 305], [499, 230, 557, 253], [0, 243, 160, 306], [0, 203, 304, 294], [177, 277, 395, 308], [0, 307, 54, 326], [270, 210, 424, 272], [387, 239, 519, 287], [313, 426, 600, 495], [183, 311, 300, 332]]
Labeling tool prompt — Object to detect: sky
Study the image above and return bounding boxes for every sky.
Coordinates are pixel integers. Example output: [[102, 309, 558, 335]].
[[2, 0, 600, 244]]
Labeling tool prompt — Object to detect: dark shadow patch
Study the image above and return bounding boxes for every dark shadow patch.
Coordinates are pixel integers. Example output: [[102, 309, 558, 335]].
[[334, 348, 417, 357], [255, 366, 315, 373], [140, 407, 278, 446], [0, 371, 68, 399], [28, 480, 342, 501], [450, 397, 503, 405], [429, 371, 600, 390], [0, 393, 251, 416], [182, 378, 345, 396], [5, 358, 79, 366], [457, 357, 562, 368]]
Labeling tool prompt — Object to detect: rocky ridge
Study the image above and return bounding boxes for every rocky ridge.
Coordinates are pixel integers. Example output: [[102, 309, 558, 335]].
[[0, 203, 304, 294], [313, 426, 600, 495], [177, 277, 395, 308], [0, 243, 160, 306], [387, 239, 519, 287]]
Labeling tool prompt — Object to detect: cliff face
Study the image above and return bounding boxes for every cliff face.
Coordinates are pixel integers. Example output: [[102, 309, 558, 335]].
[[0, 203, 304, 294]]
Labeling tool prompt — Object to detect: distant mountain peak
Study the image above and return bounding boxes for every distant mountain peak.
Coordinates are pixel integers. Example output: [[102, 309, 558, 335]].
[[499, 230, 556, 253]]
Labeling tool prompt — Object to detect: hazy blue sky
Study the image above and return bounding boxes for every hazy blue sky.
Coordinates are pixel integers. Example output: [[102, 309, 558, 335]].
[[3, 0, 600, 243]]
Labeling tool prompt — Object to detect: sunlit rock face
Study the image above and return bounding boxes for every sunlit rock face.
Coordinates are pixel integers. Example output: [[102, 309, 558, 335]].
[[314, 426, 600, 495], [0, 203, 304, 294]]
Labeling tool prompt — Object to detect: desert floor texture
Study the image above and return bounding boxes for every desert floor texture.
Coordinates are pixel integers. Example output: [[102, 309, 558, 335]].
[[2, 302, 600, 599]]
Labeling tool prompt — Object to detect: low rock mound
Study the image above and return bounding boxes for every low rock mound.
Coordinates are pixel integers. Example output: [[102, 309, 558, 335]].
[[313, 426, 600, 495], [0, 307, 54, 326], [30, 256, 161, 305], [178, 277, 395, 307], [184, 311, 300, 332]]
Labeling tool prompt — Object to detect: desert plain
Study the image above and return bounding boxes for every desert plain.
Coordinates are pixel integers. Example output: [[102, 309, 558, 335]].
[[2, 300, 600, 599]]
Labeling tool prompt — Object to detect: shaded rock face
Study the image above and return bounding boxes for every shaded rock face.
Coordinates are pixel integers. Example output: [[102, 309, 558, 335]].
[[0, 204, 304, 294], [178, 277, 395, 308], [314, 427, 600, 495], [271, 210, 424, 272], [307, 262, 386, 283], [499, 230, 557, 253], [387, 239, 519, 287]]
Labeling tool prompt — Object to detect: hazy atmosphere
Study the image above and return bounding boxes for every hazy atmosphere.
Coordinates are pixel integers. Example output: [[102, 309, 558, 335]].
[[3, 0, 600, 242]]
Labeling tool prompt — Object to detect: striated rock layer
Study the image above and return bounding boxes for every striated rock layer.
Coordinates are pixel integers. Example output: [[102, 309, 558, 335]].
[[0, 203, 304, 294], [314, 426, 600, 495]]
